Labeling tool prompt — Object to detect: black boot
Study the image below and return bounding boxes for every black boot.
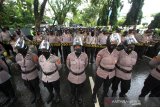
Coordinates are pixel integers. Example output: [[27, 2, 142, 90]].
[[0, 97, 10, 106], [78, 96, 83, 105], [138, 97, 145, 105], [100, 94, 106, 104], [35, 95, 43, 104], [92, 94, 97, 103], [35, 96, 44, 107], [112, 91, 117, 97], [119, 93, 127, 98], [46, 94, 54, 104], [55, 94, 62, 103], [31, 95, 36, 104], [9, 97, 17, 105], [71, 96, 76, 104]]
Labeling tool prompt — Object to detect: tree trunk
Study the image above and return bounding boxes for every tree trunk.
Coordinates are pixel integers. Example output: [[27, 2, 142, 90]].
[[35, 18, 41, 29], [109, 0, 121, 26], [57, 19, 64, 25], [34, 0, 47, 30], [124, 0, 144, 26]]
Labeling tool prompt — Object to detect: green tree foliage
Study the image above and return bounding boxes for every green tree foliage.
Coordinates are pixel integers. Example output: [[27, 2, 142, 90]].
[[48, 0, 81, 25], [0, 0, 34, 28], [81, 6, 98, 26], [92, 0, 112, 26], [91, 0, 122, 26], [124, 0, 144, 26], [72, 6, 98, 26], [71, 12, 82, 25], [148, 13, 160, 29]]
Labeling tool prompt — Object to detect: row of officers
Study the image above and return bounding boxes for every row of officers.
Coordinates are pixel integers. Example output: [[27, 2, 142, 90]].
[[0, 27, 156, 64], [0, 32, 160, 106]]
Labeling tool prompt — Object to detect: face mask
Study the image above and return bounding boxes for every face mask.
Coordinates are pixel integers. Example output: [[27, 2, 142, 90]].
[[75, 48, 82, 54], [75, 48, 82, 57], [42, 51, 50, 59], [91, 32, 94, 37], [108, 44, 117, 52]]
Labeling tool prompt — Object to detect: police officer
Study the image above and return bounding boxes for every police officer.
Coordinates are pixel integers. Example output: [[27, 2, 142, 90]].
[[33, 30, 43, 56], [55, 30, 63, 57], [15, 38, 41, 104], [110, 29, 122, 46], [33, 30, 43, 49], [141, 30, 154, 57], [76, 28, 85, 52], [134, 29, 143, 42], [96, 28, 108, 56], [38, 40, 62, 104], [46, 30, 55, 54], [66, 37, 88, 104], [14, 27, 30, 41], [85, 29, 97, 63], [61, 29, 72, 63], [47, 30, 61, 56], [0, 58, 16, 106], [112, 36, 138, 97], [139, 53, 160, 99], [0, 27, 14, 56], [10, 34, 18, 55], [92, 34, 119, 103]]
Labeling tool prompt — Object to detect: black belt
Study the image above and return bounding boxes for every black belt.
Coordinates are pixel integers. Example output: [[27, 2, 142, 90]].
[[99, 65, 115, 72], [70, 70, 85, 76], [42, 69, 57, 76], [156, 68, 160, 73], [116, 65, 132, 73], [21, 67, 37, 74]]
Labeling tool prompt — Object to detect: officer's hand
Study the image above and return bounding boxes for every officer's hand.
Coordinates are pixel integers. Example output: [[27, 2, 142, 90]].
[[56, 59, 61, 65]]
